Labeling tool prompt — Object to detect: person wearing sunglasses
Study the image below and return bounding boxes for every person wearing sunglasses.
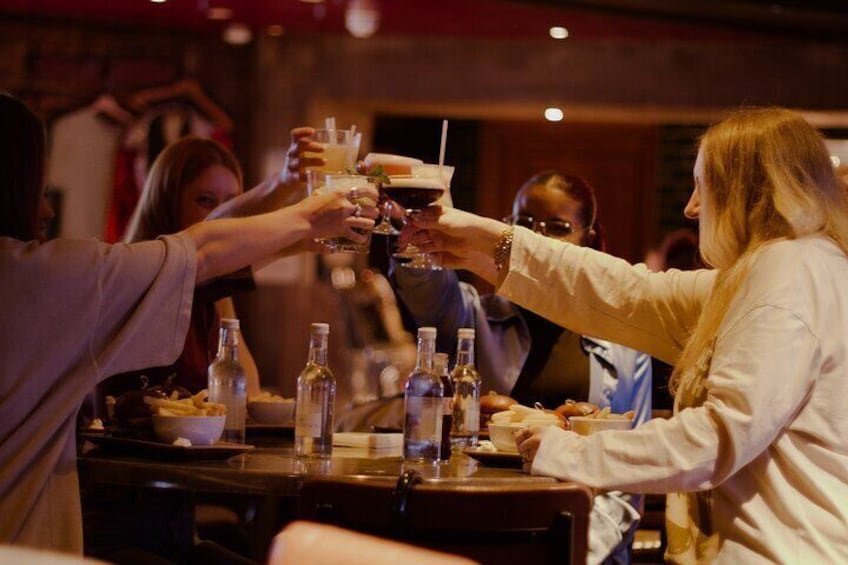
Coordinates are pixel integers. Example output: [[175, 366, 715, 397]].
[[391, 170, 652, 565]]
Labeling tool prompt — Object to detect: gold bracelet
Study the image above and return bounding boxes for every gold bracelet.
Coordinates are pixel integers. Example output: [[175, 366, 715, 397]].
[[494, 226, 514, 271]]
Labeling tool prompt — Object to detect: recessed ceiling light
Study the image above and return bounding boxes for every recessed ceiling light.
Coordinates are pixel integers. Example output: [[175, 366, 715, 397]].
[[346, 0, 380, 38], [544, 107, 564, 122], [549, 26, 569, 40], [222, 22, 253, 45], [207, 7, 233, 21], [150, 0, 167, 4]]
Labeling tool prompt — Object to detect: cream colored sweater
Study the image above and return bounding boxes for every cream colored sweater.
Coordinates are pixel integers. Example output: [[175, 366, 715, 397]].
[[499, 228, 848, 564]]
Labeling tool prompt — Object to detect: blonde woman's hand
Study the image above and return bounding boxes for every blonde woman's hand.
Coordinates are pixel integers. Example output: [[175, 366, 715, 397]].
[[402, 205, 507, 283], [514, 426, 545, 473]]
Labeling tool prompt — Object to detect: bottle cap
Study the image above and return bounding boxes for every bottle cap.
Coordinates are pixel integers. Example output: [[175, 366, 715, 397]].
[[311, 322, 330, 335], [418, 327, 437, 340], [457, 328, 476, 339], [221, 318, 240, 329]]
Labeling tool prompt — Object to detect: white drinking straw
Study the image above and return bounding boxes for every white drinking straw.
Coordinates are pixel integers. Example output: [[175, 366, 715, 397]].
[[325, 116, 336, 144], [438, 119, 448, 187]]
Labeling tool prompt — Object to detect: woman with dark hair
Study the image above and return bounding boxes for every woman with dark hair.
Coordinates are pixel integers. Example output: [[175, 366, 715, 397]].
[[395, 170, 651, 417], [0, 93, 54, 242], [0, 92, 377, 554], [507, 171, 605, 251]]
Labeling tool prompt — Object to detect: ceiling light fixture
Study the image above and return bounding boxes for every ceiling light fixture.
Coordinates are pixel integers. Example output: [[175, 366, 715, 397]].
[[345, 0, 380, 39], [150, 0, 167, 4], [222, 22, 253, 45], [549, 26, 569, 40], [544, 107, 564, 122], [207, 7, 233, 20]]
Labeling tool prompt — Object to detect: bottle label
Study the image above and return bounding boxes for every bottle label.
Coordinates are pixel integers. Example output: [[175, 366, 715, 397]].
[[295, 402, 323, 438], [405, 396, 442, 443], [463, 403, 480, 433]]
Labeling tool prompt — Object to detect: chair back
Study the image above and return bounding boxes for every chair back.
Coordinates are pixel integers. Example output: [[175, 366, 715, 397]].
[[297, 471, 592, 565]]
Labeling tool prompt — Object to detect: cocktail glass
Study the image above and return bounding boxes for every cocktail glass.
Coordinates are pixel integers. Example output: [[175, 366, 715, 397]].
[[372, 196, 400, 236], [303, 128, 361, 173], [384, 164, 454, 270], [363, 153, 423, 237], [311, 173, 375, 254]]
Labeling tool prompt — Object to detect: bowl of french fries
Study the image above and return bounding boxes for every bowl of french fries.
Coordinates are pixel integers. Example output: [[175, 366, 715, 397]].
[[487, 404, 564, 453], [247, 392, 295, 425], [568, 407, 634, 436], [146, 390, 227, 445]]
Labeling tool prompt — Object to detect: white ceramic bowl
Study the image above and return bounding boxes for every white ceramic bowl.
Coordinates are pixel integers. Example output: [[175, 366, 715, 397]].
[[248, 399, 295, 425], [151, 414, 225, 446], [568, 416, 633, 436], [487, 422, 527, 453]]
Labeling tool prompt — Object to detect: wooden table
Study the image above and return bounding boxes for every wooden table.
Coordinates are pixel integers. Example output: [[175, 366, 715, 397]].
[[78, 434, 588, 563]]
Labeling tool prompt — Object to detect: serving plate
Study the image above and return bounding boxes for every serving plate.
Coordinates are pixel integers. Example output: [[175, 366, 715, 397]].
[[79, 432, 253, 461], [462, 447, 524, 469]]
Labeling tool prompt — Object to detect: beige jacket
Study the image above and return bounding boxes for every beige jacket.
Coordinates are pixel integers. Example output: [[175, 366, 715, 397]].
[[499, 228, 848, 563]]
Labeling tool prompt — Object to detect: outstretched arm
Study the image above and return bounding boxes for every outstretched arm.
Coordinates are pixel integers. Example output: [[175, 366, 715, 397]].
[[185, 188, 377, 284]]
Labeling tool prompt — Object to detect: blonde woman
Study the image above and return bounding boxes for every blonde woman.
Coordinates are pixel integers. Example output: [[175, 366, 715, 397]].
[[403, 107, 848, 563]]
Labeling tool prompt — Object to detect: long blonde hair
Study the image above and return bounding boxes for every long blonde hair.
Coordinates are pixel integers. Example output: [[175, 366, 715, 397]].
[[124, 136, 242, 242], [670, 107, 848, 397]]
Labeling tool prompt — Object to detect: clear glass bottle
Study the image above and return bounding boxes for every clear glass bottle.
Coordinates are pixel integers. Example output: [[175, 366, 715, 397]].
[[403, 327, 443, 463], [434, 352, 454, 461], [208, 318, 247, 444], [295, 322, 336, 458], [451, 327, 481, 448]]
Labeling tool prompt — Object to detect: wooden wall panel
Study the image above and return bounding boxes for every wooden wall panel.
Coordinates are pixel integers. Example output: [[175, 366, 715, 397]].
[[478, 121, 659, 263]]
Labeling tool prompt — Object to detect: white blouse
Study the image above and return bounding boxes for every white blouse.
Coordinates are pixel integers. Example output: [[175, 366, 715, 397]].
[[498, 228, 848, 563]]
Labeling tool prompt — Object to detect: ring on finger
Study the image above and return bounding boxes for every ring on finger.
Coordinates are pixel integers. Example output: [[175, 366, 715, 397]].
[[353, 203, 362, 218], [349, 187, 359, 201]]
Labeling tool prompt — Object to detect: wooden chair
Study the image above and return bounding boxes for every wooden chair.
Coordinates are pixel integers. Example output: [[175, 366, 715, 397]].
[[296, 471, 593, 565]]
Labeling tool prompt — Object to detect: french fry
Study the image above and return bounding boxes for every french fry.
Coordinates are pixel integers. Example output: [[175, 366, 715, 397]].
[[490, 404, 562, 427], [594, 407, 612, 419], [509, 405, 539, 419], [144, 389, 226, 417], [191, 390, 209, 408]]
